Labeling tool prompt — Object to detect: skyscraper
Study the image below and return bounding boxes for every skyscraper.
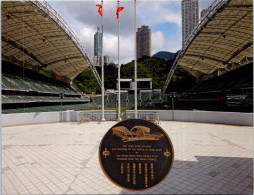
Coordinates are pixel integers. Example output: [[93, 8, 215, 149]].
[[94, 26, 102, 63], [136, 25, 151, 59], [182, 0, 199, 46]]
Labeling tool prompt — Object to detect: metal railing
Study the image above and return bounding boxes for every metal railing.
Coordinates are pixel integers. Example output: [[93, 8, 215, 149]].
[[79, 111, 160, 124], [126, 111, 160, 124], [31, 0, 102, 87], [79, 112, 118, 123]]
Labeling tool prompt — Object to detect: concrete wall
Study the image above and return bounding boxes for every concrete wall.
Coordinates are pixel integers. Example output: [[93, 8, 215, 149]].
[[2, 110, 76, 126], [2, 110, 116, 126], [2, 110, 253, 126], [126, 110, 253, 126], [171, 110, 253, 126]]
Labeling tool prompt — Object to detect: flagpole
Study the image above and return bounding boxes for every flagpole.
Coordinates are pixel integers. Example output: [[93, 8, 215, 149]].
[[117, 0, 121, 121], [134, 0, 137, 119], [101, 0, 105, 121]]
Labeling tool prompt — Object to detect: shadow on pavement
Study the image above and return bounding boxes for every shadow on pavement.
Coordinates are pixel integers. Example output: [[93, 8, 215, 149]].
[[119, 156, 253, 194]]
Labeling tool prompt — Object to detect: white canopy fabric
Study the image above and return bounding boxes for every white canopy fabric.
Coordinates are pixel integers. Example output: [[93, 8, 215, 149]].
[[2, 1, 101, 84], [163, 0, 253, 92], [181, 0, 253, 78]]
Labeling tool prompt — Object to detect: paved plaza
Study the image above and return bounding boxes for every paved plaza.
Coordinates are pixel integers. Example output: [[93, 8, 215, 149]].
[[2, 121, 253, 194]]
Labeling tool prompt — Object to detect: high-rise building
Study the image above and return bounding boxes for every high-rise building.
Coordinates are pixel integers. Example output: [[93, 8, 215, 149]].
[[182, 0, 199, 46], [94, 26, 102, 63], [88, 55, 113, 67], [136, 25, 151, 59]]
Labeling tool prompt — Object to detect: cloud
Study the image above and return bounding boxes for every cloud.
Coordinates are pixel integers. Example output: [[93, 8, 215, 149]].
[[103, 32, 134, 64], [48, 0, 215, 64], [79, 24, 134, 64], [49, 0, 142, 63], [79, 25, 96, 55], [151, 29, 181, 55], [152, 31, 165, 54], [137, 1, 181, 28], [58, 1, 142, 37]]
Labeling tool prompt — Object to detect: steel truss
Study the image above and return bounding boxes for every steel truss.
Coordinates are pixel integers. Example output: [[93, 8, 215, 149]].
[[163, 0, 253, 93], [32, 0, 102, 87]]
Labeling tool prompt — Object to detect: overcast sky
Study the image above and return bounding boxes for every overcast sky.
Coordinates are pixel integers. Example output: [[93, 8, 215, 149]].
[[49, 0, 214, 64]]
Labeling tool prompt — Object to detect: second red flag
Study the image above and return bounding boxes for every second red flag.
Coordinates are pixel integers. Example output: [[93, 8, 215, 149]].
[[96, 4, 103, 16], [116, 6, 124, 19]]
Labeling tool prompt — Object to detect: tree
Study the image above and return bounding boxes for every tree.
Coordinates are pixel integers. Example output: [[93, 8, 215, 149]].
[[73, 56, 196, 94]]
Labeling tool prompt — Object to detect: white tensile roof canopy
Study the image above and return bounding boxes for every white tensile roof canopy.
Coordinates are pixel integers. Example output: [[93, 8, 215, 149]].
[[2, 0, 101, 84], [163, 0, 253, 92]]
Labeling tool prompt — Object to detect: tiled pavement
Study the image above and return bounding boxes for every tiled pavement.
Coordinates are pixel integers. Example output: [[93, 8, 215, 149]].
[[2, 121, 253, 194]]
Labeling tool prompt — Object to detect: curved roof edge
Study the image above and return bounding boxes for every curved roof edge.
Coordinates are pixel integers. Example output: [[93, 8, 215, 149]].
[[2, 0, 101, 86], [163, 0, 253, 93]]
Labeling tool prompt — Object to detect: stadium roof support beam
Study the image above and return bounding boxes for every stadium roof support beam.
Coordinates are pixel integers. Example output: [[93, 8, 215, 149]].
[[225, 41, 253, 64], [184, 54, 225, 64], [163, 0, 253, 93], [44, 56, 83, 68], [2, 36, 44, 67], [2, 1, 102, 88], [2, 54, 34, 68], [227, 4, 252, 8]]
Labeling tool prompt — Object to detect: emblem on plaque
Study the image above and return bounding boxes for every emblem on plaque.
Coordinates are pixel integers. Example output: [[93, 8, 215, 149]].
[[164, 149, 171, 159], [102, 148, 110, 158], [112, 125, 164, 142], [99, 119, 174, 190]]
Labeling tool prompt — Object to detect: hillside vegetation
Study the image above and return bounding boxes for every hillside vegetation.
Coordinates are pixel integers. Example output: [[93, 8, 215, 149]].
[[73, 56, 196, 94]]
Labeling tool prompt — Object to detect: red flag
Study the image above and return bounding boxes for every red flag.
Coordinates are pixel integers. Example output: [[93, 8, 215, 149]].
[[116, 6, 124, 19], [96, 4, 102, 16]]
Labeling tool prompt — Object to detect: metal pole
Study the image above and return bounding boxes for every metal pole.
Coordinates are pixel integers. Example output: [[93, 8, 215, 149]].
[[97, 27, 99, 67], [60, 93, 63, 122], [101, 0, 105, 121], [134, 0, 137, 119], [117, 0, 121, 121], [171, 92, 174, 121], [61, 98, 62, 122], [172, 95, 174, 110]]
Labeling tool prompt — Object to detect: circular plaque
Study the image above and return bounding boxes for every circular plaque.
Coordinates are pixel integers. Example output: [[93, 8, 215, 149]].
[[99, 119, 174, 190]]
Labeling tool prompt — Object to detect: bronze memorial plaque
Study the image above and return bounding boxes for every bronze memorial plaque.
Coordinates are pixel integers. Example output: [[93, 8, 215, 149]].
[[99, 119, 174, 190]]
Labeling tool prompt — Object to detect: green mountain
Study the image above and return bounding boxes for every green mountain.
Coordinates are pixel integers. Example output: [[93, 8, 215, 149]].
[[152, 51, 176, 60], [73, 56, 196, 94]]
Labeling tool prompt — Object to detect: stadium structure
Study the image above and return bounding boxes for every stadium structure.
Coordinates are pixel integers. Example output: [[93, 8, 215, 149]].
[[163, 0, 253, 112], [1, 0, 253, 122], [1, 1, 171, 115], [1, 1, 253, 194], [1, 1, 102, 114]]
